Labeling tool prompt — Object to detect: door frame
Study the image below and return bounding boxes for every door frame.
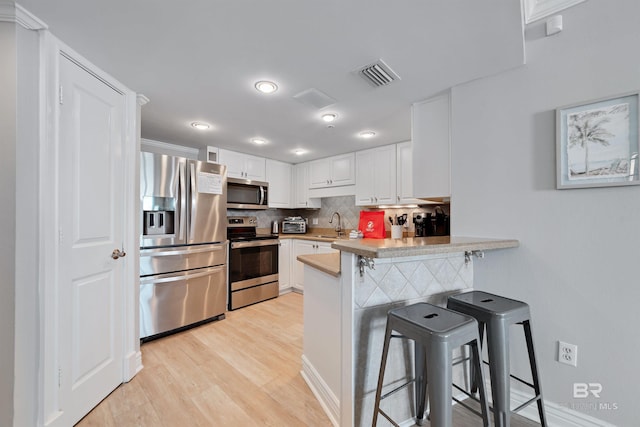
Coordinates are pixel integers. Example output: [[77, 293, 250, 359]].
[[38, 31, 142, 426]]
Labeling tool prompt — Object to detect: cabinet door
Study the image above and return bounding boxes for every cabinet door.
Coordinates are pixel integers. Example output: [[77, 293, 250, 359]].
[[315, 242, 338, 255], [266, 159, 292, 208], [330, 153, 355, 186], [293, 240, 317, 291], [309, 158, 332, 188], [295, 163, 321, 208], [396, 141, 421, 204], [278, 239, 291, 291], [412, 93, 450, 199], [355, 150, 375, 206], [244, 153, 266, 181], [218, 149, 247, 179], [372, 145, 396, 205]]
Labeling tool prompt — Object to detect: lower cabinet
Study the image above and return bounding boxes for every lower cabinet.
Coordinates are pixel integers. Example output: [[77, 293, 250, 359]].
[[291, 239, 338, 292], [278, 239, 291, 292]]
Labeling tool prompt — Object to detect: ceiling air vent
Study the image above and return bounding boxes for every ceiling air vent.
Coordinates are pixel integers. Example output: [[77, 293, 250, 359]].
[[357, 59, 400, 87]]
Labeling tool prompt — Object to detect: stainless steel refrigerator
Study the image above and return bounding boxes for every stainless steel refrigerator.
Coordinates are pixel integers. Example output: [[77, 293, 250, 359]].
[[139, 152, 228, 340]]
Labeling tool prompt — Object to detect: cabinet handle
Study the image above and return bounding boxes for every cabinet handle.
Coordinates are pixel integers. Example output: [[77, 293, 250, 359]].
[[397, 196, 400, 201]]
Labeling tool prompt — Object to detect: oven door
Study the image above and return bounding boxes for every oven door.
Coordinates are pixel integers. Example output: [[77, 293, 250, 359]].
[[229, 239, 279, 309]]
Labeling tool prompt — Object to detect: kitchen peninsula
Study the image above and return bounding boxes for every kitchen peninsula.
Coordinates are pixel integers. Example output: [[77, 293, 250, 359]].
[[298, 236, 518, 427]]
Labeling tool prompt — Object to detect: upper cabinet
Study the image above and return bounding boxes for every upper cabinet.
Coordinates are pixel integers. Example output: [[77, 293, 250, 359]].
[[309, 153, 355, 188], [396, 141, 424, 205], [355, 145, 397, 206], [266, 159, 292, 208], [219, 149, 266, 181], [411, 92, 451, 200], [294, 162, 321, 208]]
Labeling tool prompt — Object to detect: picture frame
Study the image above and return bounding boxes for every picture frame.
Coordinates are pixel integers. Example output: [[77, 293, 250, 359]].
[[556, 91, 640, 189]]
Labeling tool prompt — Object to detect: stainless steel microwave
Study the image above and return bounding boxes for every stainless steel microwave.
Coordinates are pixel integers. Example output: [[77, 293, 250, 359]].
[[227, 177, 269, 209]]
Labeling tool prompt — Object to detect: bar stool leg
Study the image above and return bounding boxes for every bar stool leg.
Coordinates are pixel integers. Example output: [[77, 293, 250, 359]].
[[523, 320, 548, 427], [425, 342, 452, 427], [471, 339, 490, 427], [414, 343, 428, 425], [487, 320, 511, 427], [372, 321, 393, 426]]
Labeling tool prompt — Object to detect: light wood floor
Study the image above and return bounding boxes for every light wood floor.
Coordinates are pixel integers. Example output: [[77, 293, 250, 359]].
[[76, 292, 540, 427]]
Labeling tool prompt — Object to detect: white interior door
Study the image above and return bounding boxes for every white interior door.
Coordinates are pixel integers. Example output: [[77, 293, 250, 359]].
[[56, 53, 126, 426]]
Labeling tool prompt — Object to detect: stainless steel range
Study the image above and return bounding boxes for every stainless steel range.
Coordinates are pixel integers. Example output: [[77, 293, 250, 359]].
[[227, 216, 279, 310]]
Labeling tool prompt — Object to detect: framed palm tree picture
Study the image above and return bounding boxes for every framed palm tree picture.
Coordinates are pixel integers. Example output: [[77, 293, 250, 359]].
[[556, 91, 640, 189]]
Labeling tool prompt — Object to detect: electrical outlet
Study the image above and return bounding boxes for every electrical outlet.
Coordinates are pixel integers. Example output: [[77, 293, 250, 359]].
[[558, 341, 578, 367], [312, 218, 318, 225]]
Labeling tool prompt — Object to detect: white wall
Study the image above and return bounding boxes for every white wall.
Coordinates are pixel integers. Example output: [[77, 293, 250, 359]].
[[450, 2, 639, 425], [15, 23, 41, 427], [0, 20, 17, 427]]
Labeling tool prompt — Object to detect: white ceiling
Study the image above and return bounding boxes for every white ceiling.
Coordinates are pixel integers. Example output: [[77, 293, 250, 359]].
[[20, 0, 525, 163]]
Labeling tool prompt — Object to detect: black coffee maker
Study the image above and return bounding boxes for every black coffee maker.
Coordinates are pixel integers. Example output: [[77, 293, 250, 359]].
[[413, 207, 450, 237], [413, 213, 429, 237]]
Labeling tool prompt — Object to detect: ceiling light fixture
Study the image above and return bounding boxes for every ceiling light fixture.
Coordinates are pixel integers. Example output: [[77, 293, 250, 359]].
[[294, 149, 306, 156], [191, 122, 210, 130], [255, 80, 278, 94], [321, 113, 337, 122], [251, 138, 267, 145], [359, 131, 376, 139]]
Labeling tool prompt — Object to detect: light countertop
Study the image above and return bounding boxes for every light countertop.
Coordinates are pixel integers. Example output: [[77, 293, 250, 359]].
[[331, 236, 519, 258], [297, 252, 341, 277]]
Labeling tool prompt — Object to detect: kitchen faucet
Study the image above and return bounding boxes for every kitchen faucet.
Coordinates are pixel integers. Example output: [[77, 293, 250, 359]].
[[329, 212, 343, 237]]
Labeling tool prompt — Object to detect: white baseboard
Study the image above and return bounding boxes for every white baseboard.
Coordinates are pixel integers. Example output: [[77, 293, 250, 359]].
[[123, 350, 143, 382], [301, 355, 340, 427], [509, 387, 616, 427]]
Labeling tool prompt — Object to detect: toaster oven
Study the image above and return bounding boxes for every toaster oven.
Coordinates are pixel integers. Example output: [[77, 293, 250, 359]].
[[281, 218, 307, 234]]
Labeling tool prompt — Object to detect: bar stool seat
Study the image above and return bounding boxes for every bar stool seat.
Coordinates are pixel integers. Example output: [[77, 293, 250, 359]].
[[447, 291, 548, 427], [372, 302, 490, 427]]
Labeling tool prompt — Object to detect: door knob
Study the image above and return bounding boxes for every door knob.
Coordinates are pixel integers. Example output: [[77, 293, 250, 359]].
[[111, 248, 126, 259]]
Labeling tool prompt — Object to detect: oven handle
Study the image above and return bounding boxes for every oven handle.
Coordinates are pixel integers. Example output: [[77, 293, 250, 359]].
[[231, 239, 279, 249]]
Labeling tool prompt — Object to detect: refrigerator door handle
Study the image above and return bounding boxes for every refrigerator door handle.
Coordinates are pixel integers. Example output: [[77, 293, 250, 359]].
[[178, 161, 186, 240], [189, 162, 197, 242], [140, 265, 226, 285], [141, 244, 226, 257]]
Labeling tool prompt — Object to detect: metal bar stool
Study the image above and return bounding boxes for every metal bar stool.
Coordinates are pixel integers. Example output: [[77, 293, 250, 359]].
[[447, 291, 548, 427], [372, 302, 490, 427]]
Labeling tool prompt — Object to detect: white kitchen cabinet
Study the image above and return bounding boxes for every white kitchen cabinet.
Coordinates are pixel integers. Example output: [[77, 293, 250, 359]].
[[355, 145, 397, 206], [266, 159, 292, 208], [292, 240, 337, 291], [278, 239, 291, 292], [411, 92, 450, 200], [294, 163, 321, 208], [309, 153, 355, 188], [396, 141, 424, 205], [218, 148, 266, 181]]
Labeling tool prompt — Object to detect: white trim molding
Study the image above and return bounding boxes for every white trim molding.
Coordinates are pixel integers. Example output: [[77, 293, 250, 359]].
[[0, 2, 47, 29], [523, 0, 587, 24], [301, 355, 340, 427]]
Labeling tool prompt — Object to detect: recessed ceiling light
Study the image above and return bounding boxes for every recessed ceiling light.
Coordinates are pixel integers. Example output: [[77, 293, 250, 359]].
[[255, 81, 278, 94], [294, 149, 306, 156], [251, 138, 267, 145], [321, 113, 337, 122], [359, 131, 376, 138], [191, 122, 210, 130]]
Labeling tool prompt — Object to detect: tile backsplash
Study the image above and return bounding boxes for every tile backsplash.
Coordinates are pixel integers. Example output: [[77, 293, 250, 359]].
[[228, 196, 449, 234]]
